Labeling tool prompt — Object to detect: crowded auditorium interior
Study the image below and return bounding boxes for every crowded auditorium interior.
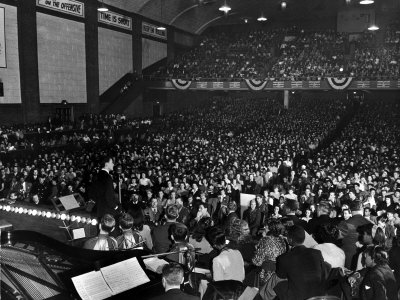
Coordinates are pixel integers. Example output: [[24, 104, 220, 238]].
[[0, 0, 399, 299]]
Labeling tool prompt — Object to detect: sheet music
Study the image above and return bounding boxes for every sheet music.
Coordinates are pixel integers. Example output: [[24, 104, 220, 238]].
[[59, 194, 80, 210], [238, 286, 259, 300], [100, 257, 150, 294], [71, 271, 113, 300], [143, 257, 169, 274]]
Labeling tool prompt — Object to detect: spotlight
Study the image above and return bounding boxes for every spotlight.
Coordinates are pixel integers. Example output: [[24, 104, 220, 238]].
[[339, 67, 344, 72], [281, 1, 287, 9], [219, 4, 231, 13], [98, 0, 108, 12]]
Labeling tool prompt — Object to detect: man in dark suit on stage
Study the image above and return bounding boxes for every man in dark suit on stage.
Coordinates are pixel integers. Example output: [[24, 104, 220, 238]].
[[150, 263, 199, 300], [275, 225, 330, 300], [91, 156, 119, 219]]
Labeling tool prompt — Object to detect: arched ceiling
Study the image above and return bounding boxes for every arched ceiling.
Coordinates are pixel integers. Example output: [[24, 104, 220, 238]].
[[102, 0, 397, 34]]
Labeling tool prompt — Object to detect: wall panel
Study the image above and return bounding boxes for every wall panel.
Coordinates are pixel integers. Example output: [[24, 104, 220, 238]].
[[142, 38, 167, 69], [0, 4, 21, 104], [37, 13, 86, 103], [98, 27, 132, 94]]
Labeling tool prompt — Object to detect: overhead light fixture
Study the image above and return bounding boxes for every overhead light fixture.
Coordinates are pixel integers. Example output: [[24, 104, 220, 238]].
[[281, 1, 287, 9], [219, 3, 231, 13], [98, 0, 108, 12], [368, 24, 379, 31], [359, 0, 374, 4], [157, 26, 166, 31], [244, 18, 248, 23], [157, 0, 166, 31], [257, 14, 267, 22]]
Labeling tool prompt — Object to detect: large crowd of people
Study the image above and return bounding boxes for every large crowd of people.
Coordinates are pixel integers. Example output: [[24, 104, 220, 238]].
[[1, 92, 400, 299], [157, 27, 400, 81]]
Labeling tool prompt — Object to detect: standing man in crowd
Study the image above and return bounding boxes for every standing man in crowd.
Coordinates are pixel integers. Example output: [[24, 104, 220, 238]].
[[91, 156, 119, 219]]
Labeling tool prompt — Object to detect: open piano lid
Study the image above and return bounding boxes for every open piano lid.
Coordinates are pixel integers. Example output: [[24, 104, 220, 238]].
[[0, 230, 163, 300]]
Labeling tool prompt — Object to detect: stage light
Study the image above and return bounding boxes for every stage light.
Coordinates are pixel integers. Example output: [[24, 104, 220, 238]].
[[6, 205, 11, 212], [368, 24, 379, 31], [23, 208, 28, 214], [339, 67, 344, 72], [80, 217, 86, 223], [219, 4, 231, 13], [46, 212, 52, 218], [56, 213, 61, 219], [28, 209, 32, 215], [18, 207, 24, 214], [10, 207, 15, 212], [51, 212, 56, 218], [41, 211, 46, 217], [66, 215, 71, 221], [91, 219, 98, 226], [257, 14, 267, 22], [86, 218, 92, 224], [32, 209, 37, 216], [281, 1, 287, 9], [71, 215, 76, 222], [0, 205, 3, 209], [60, 213, 66, 220]]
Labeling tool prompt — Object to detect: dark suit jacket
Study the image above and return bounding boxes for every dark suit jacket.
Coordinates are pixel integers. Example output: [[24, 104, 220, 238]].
[[152, 221, 182, 254], [91, 170, 118, 218], [276, 245, 329, 300], [150, 288, 199, 300], [338, 214, 370, 269], [359, 264, 398, 300]]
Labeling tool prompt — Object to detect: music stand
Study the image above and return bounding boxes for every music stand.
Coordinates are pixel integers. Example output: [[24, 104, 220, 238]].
[[50, 193, 87, 242]]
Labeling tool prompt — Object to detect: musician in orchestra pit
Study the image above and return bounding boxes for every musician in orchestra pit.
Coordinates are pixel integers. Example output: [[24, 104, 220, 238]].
[[116, 213, 145, 250], [83, 214, 118, 251], [166, 223, 195, 267], [149, 263, 199, 300]]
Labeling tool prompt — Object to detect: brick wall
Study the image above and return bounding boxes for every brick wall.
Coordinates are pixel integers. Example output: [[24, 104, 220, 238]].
[[0, 4, 21, 104], [98, 27, 132, 94], [37, 13, 86, 104], [142, 38, 167, 69]]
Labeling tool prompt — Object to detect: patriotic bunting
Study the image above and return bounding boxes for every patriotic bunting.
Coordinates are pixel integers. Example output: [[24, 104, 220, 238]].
[[245, 79, 268, 91], [171, 79, 192, 90], [326, 77, 353, 90]]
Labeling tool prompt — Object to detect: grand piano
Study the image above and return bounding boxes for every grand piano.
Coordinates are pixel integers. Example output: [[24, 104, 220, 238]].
[[0, 230, 164, 300]]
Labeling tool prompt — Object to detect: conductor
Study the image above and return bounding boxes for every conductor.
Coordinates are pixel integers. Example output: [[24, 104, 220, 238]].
[[91, 156, 119, 218]]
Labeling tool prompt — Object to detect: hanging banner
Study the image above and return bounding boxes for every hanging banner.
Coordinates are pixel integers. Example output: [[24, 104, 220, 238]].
[[356, 81, 370, 88], [0, 7, 5, 68], [272, 81, 284, 89], [244, 79, 268, 91], [142, 22, 167, 40], [98, 11, 132, 30], [171, 79, 191, 90], [37, 0, 84, 17], [326, 77, 353, 90], [376, 81, 390, 88]]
